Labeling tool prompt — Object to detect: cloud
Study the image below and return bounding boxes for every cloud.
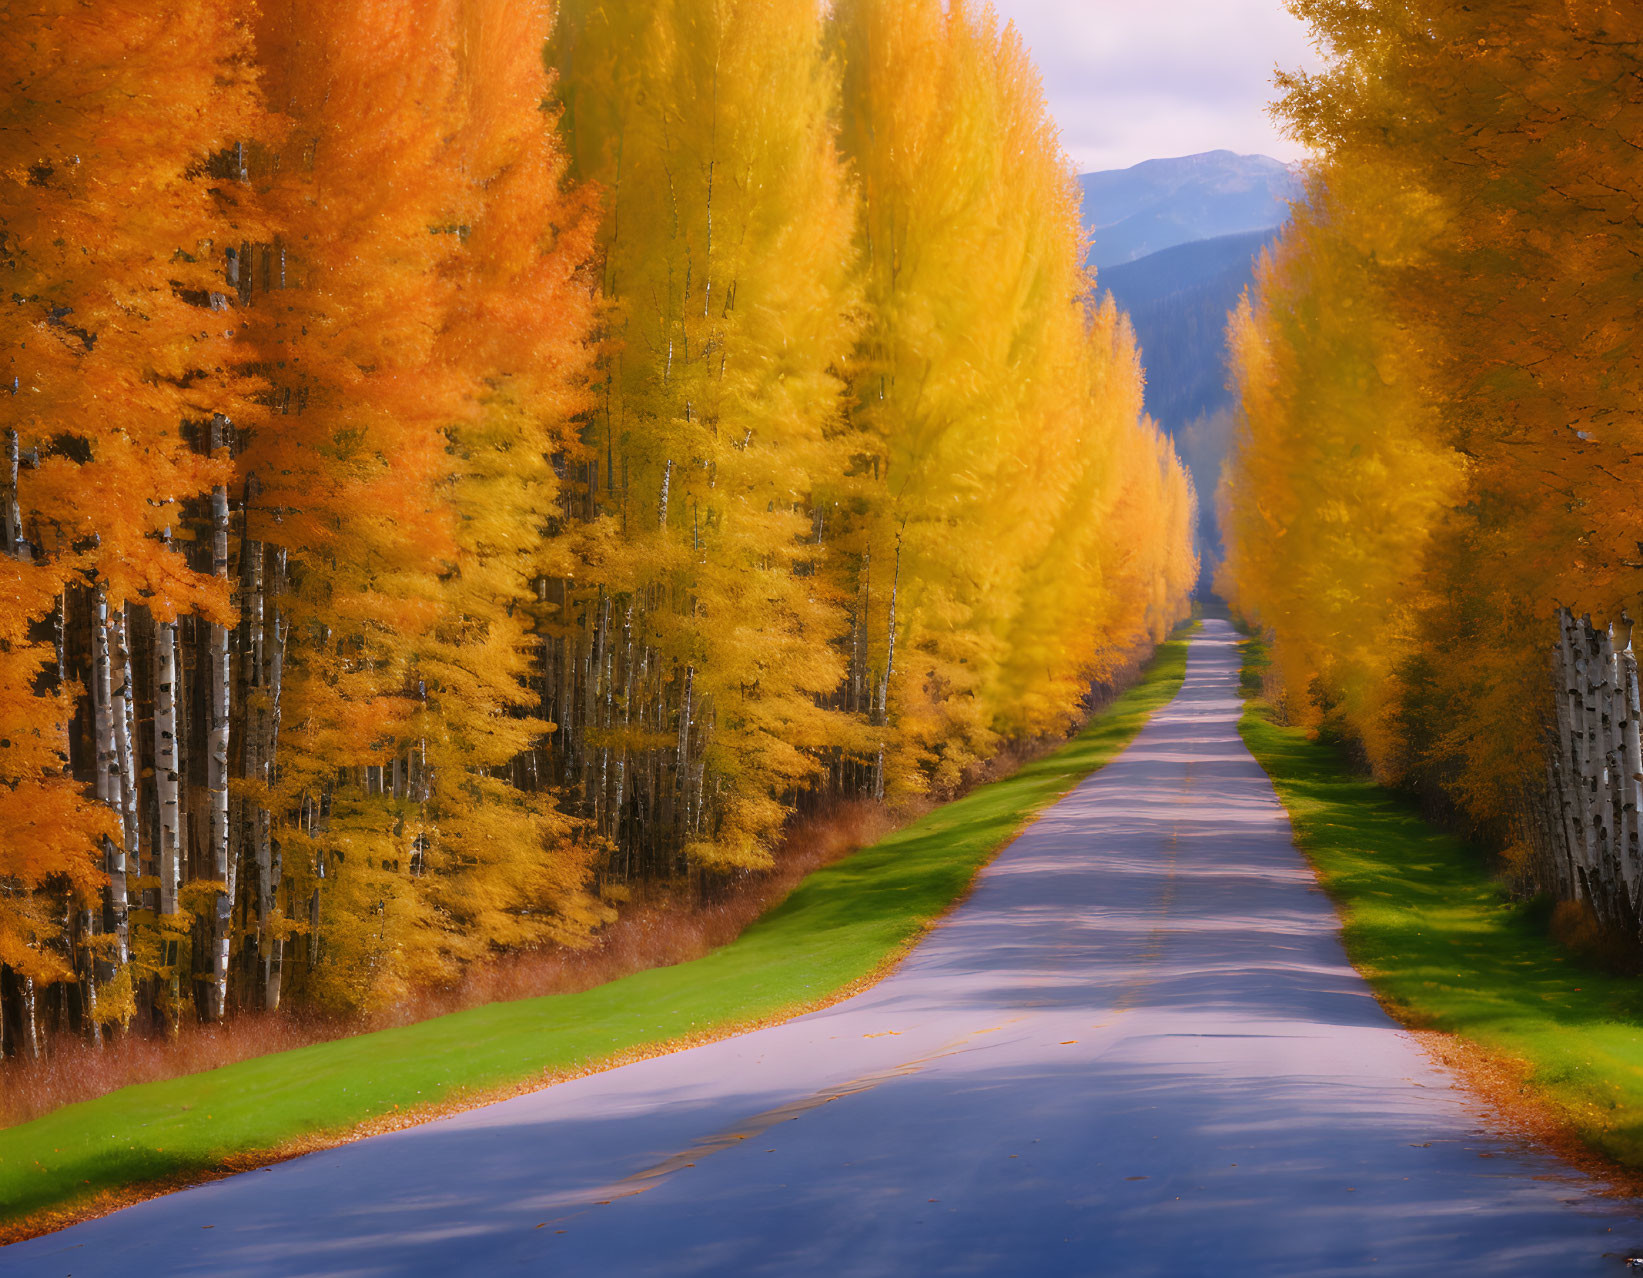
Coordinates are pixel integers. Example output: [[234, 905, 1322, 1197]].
[[989, 0, 1324, 172]]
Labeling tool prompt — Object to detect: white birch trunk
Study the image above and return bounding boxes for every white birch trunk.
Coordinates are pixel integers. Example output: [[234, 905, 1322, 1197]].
[[109, 606, 139, 962], [153, 614, 182, 919], [90, 589, 129, 969], [236, 506, 266, 1002], [264, 549, 287, 1010], [92, 589, 116, 808], [22, 976, 38, 1060], [1587, 624, 1616, 903], [1623, 633, 1643, 907], [77, 902, 101, 1046], [1581, 621, 1619, 908], [207, 432, 233, 1021], [1551, 609, 1643, 930], [872, 541, 901, 802], [1602, 624, 1636, 911]]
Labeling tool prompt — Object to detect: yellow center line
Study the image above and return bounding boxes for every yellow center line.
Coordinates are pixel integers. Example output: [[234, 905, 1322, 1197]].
[[548, 1023, 1021, 1220]]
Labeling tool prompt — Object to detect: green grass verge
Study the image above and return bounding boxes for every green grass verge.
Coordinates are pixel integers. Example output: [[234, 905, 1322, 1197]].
[[0, 623, 1196, 1230], [1236, 635, 1643, 1168]]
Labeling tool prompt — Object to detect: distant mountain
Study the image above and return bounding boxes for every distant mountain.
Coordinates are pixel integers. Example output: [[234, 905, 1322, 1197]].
[[1079, 152, 1304, 585], [1080, 151, 1300, 270], [1100, 228, 1285, 585], [1100, 227, 1277, 430]]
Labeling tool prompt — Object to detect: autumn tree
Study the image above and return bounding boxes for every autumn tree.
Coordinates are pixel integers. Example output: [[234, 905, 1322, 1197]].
[[240, 0, 604, 1014], [1217, 165, 1462, 772], [1222, 1, 1643, 931], [0, 0, 262, 1037], [550, 0, 865, 872], [1, 0, 1197, 1053], [414, 0, 610, 981], [833, 0, 1195, 789]]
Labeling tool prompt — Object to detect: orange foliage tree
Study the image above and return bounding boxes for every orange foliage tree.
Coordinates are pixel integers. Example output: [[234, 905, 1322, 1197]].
[[1, 0, 261, 1040], [1, 0, 1196, 1048]]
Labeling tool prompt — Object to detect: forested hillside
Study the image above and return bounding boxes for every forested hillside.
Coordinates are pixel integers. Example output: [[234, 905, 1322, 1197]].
[[1220, 2, 1643, 940], [1102, 230, 1277, 436], [0, 0, 1195, 1058], [1083, 156, 1295, 580], [1106, 232, 1278, 579]]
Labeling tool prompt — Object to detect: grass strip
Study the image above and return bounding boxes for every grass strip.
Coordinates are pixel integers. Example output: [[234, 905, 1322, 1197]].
[[1236, 635, 1643, 1170], [0, 623, 1195, 1232]]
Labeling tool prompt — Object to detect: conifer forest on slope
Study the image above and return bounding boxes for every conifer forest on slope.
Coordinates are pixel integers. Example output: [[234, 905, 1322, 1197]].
[[0, 0, 1197, 1064]]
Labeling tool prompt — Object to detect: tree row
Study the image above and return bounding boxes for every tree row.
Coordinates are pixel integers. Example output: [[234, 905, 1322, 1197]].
[[1220, 2, 1642, 936], [0, 0, 1196, 1053]]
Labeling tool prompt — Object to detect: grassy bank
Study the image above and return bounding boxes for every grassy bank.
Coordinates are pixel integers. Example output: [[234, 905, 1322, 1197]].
[[0, 624, 1196, 1236], [1236, 636, 1643, 1170]]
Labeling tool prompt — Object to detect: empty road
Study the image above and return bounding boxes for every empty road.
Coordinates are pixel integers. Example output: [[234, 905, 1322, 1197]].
[[9, 620, 1641, 1276]]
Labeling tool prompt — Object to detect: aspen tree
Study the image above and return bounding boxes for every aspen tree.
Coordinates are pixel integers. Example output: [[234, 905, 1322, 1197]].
[[242, 0, 607, 1011], [1223, 0, 1643, 931], [1, 0, 260, 1029], [407, 0, 609, 980], [1218, 167, 1461, 772], [242, 0, 472, 1011], [552, 0, 864, 871], [0, 0, 1198, 1042], [834, 0, 1192, 784]]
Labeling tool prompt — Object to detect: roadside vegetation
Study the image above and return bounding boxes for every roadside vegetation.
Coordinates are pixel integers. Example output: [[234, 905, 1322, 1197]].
[[0, 626, 1194, 1238], [1218, 1, 1643, 965], [1, 0, 1195, 1061], [1237, 633, 1643, 1174]]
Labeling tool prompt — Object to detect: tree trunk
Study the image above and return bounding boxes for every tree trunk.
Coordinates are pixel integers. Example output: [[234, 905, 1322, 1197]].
[[594, 593, 611, 829], [110, 606, 140, 964], [872, 540, 900, 802], [2, 427, 21, 557], [90, 589, 129, 972], [1622, 630, 1643, 925], [206, 423, 233, 1021], [614, 603, 634, 860], [22, 976, 39, 1061], [238, 514, 271, 1005], [152, 608, 183, 1026], [75, 905, 101, 1047], [1552, 610, 1586, 900], [677, 662, 694, 853], [154, 614, 182, 919], [264, 548, 287, 1011]]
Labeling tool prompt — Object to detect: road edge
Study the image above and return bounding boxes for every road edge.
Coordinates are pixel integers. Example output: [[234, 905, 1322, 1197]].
[[1, 623, 1201, 1246]]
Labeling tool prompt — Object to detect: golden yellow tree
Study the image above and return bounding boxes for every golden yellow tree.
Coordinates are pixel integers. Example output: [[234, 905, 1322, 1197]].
[[1224, 0, 1643, 922], [835, 0, 1194, 788], [551, 0, 864, 871]]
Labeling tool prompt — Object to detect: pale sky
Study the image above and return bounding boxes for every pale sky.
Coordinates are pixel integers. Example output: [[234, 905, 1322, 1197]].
[[989, 1, 1323, 174]]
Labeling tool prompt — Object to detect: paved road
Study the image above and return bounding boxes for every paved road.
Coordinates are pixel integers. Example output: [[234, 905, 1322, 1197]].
[[10, 621, 1643, 1276]]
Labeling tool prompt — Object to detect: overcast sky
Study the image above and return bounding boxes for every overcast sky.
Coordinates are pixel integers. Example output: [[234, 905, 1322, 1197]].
[[989, 1, 1323, 174]]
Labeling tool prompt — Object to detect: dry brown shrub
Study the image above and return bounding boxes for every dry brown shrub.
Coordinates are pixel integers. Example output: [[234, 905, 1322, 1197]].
[[0, 799, 902, 1128], [1, 638, 1160, 1129], [1549, 898, 1641, 975]]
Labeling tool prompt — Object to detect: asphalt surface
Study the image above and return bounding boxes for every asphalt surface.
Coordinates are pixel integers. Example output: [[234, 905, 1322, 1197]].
[[9, 619, 1643, 1276]]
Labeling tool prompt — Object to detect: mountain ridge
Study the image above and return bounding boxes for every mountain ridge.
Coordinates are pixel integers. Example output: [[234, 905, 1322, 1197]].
[[1079, 150, 1300, 270]]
